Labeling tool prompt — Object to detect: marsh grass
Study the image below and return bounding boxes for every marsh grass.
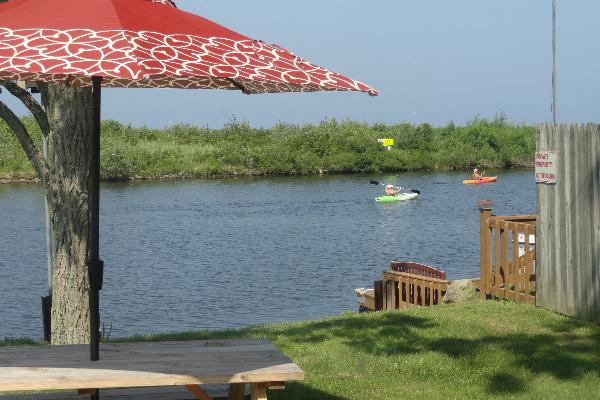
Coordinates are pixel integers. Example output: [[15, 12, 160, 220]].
[[0, 117, 535, 181]]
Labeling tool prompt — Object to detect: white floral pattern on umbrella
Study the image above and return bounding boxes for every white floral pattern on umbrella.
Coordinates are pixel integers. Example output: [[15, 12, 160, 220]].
[[0, 27, 378, 95], [149, 0, 176, 6]]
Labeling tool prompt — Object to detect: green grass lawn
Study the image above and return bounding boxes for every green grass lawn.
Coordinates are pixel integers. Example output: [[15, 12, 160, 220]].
[[2, 300, 598, 399], [103, 300, 599, 400]]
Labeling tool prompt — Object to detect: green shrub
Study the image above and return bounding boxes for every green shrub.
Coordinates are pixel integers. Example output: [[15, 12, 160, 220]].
[[0, 116, 536, 180]]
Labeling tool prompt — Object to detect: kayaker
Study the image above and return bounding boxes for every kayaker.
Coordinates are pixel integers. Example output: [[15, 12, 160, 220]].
[[472, 168, 484, 180], [385, 184, 402, 196]]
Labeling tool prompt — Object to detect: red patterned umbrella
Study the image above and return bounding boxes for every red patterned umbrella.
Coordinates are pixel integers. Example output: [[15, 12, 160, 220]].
[[0, 0, 377, 95], [0, 0, 377, 378]]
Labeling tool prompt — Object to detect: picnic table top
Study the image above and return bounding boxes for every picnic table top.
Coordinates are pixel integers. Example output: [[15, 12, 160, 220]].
[[0, 339, 304, 392]]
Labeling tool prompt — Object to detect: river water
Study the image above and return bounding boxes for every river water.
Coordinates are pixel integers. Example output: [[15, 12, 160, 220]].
[[0, 170, 535, 339]]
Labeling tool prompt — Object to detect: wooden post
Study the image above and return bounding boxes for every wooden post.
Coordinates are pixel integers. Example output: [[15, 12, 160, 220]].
[[382, 275, 388, 310], [390, 280, 398, 309], [494, 221, 503, 288], [228, 384, 245, 400], [480, 207, 492, 299], [500, 222, 509, 287], [526, 224, 536, 294], [511, 228, 519, 288], [250, 383, 267, 400], [374, 280, 383, 311]]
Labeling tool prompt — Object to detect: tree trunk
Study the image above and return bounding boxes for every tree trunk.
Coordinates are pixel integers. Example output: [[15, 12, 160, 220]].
[[41, 83, 94, 345]]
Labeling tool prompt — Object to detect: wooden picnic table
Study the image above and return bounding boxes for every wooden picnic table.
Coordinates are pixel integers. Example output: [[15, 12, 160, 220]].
[[0, 339, 304, 400]]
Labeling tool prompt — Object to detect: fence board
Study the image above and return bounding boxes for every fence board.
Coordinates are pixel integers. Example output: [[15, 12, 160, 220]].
[[536, 124, 600, 322], [382, 270, 448, 310], [594, 124, 600, 321], [479, 209, 536, 304], [512, 229, 519, 281]]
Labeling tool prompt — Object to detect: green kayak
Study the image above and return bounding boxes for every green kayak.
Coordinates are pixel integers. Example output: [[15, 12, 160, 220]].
[[375, 192, 419, 203]]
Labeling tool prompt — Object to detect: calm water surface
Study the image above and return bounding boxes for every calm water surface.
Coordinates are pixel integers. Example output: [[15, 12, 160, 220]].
[[0, 170, 535, 339]]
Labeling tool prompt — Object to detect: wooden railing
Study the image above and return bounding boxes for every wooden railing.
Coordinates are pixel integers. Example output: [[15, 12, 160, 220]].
[[480, 207, 536, 304], [381, 262, 449, 310], [390, 261, 447, 280]]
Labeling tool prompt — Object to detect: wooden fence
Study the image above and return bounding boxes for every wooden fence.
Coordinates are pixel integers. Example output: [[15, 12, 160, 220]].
[[381, 262, 449, 310], [536, 124, 600, 322], [479, 208, 536, 304]]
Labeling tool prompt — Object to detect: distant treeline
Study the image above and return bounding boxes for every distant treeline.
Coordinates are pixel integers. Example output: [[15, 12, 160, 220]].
[[0, 116, 535, 181]]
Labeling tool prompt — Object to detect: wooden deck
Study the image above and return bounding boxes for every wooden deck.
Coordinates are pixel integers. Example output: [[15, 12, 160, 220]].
[[0, 339, 303, 399]]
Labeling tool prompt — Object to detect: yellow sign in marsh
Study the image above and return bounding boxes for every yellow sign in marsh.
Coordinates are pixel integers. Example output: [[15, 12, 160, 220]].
[[378, 138, 394, 147]]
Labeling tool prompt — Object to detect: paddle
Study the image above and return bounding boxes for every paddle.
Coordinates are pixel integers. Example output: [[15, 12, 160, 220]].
[[369, 180, 420, 195]]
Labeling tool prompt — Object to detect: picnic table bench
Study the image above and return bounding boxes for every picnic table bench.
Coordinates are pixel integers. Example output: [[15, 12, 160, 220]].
[[0, 339, 304, 400]]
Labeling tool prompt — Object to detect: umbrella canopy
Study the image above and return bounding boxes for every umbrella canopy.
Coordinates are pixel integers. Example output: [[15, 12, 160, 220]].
[[0, 0, 378, 95], [0, 0, 377, 379]]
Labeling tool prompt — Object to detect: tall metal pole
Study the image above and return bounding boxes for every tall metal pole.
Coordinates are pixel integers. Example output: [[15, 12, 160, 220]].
[[39, 91, 53, 343], [552, 0, 557, 124], [89, 76, 104, 400], [43, 136, 52, 294], [41, 135, 53, 342]]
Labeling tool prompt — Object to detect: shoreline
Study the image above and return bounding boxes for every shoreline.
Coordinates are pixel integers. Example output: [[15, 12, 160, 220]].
[[0, 177, 40, 184], [0, 165, 534, 185]]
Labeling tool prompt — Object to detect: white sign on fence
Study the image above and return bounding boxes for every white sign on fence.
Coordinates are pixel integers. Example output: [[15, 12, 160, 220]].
[[535, 151, 557, 184]]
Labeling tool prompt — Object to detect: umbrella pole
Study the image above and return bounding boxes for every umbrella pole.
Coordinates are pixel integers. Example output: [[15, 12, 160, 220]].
[[89, 76, 104, 400]]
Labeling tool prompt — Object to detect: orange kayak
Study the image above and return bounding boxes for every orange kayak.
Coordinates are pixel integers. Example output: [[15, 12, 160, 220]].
[[463, 176, 497, 184]]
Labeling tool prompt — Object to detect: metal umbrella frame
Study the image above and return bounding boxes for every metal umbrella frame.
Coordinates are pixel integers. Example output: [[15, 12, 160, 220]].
[[0, 0, 377, 371]]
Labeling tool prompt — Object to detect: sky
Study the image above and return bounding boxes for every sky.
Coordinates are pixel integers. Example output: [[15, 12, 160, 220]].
[[5, 0, 600, 128]]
